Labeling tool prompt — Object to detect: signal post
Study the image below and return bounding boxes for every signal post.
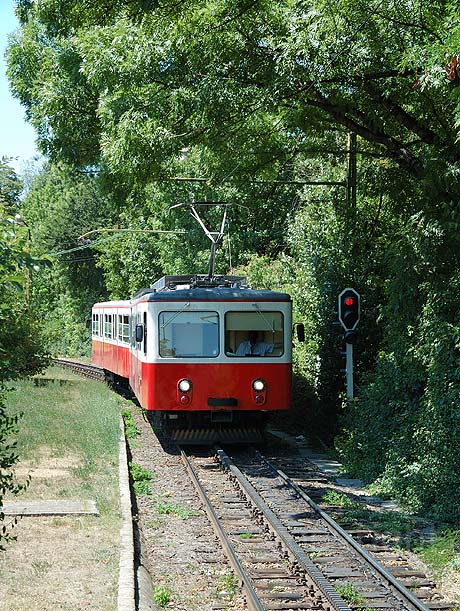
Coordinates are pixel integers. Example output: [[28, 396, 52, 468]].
[[338, 288, 360, 399]]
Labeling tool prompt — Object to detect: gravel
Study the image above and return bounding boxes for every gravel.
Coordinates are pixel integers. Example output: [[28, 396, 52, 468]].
[[127, 408, 246, 611]]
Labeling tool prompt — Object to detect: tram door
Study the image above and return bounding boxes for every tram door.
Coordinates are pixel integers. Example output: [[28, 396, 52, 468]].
[[129, 310, 142, 400]]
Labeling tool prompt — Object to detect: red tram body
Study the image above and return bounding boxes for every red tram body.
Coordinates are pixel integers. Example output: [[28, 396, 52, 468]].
[[92, 275, 292, 441]]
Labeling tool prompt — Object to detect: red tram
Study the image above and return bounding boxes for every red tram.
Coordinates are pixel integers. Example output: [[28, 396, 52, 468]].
[[92, 274, 293, 442]]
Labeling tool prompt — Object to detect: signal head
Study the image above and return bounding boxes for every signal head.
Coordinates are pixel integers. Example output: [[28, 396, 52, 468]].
[[338, 288, 360, 331]]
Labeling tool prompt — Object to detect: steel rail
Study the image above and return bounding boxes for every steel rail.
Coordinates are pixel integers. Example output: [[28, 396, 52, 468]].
[[215, 447, 351, 611], [53, 358, 105, 381], [180, 449, 265, 611], [263, 456, 431, 611]]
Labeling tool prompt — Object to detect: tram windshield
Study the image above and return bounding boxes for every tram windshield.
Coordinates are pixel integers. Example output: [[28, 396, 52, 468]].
[[159, 310, 219, 357], [225, 311, 284, 357]]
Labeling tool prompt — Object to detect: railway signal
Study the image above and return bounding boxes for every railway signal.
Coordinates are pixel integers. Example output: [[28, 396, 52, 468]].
[[338, 288, 360, 333], [338, 288, 360, 400]]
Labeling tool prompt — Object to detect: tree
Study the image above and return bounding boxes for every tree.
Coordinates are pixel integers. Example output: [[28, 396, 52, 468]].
[[21, 162, 113, 355], [0, 157, 22, 212], [6, 2, 460, 201], [0, 160, 48, 549]]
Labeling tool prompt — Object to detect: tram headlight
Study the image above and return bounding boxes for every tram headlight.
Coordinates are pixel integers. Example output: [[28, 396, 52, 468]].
[[252, 379, 266, 392], [178, 379, 192, 393]]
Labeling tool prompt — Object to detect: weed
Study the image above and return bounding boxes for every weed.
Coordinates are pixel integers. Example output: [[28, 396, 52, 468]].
[[154, 501, 200, 519], [121, 409, 140, 439], [129, 462, 154, 496], [239, 532, 252, 540], [144, 517, 166, 530], [337, 506, 415, 535], [152, 585, 171, 607], [129, 462, 154, 482], [308, 550, 330, 559], [216, 573, 239, 599], [322, 490, 359, 508], [335, 582, 364, 605], [133, 480, 152, 496]]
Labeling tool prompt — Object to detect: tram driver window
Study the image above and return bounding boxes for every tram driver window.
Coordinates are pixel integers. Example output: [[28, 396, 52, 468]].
[[225, 311, 284, 357], [159, 311, 219, 358]]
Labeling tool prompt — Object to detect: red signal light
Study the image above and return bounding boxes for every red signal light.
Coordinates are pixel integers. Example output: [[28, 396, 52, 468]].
[[345, 297, 354, 306]]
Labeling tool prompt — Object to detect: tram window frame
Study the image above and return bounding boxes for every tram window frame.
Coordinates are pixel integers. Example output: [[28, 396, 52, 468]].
[[117, 314, 130, 344], [92, 313, 100, 336], [224, 311, 284, 357], [104, 313, 113, 339], [158, 310, 219, 358]]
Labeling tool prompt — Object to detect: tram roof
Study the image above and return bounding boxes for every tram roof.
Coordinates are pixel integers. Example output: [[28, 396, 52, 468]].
[[132, 286, 291, 303], [93, 276, 291, 308], [129, 275, 290, 302]]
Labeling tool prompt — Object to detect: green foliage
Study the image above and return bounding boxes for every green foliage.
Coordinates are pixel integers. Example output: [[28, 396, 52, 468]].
[[0, 157, 23, 211], [153, 501, 199, 520], [338, 220, 460, 519], [0, 395, 29, 551], [21, 162, 113, 356], [121, 409, 140, 439], [413, 530, 460, 574], [152, 585, 171, 608], [129, 462, 154, 496], [321, 491, 357, 508], [335, 582, 365, 606]]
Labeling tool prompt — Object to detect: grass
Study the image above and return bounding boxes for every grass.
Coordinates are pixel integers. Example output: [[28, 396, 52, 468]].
[[153, 501, 200, 519], [336, 506, 415, 535], [1, 366, 121, 611], [413, 529, 460, 574], [321, 490, 414, 535], [5, 366, 122, 514]]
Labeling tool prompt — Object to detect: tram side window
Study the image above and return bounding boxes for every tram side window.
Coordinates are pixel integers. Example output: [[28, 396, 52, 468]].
[[117, 314, 130, 344], [104, 314, 113, 339], [92, 313, 100, 336], [159, 311, 219, 358], [225, 311, 284, 357]]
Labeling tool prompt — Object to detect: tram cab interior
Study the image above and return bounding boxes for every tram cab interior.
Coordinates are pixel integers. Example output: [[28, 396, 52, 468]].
[[224, 311, 284, 357]]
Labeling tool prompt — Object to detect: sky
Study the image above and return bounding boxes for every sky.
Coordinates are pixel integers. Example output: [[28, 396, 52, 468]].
[[0, 0, 41, 175]]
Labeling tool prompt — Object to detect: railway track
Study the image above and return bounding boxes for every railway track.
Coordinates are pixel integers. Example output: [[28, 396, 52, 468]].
[[263, 451, 451, 609], [53, 357, 105, 381], [181, 445, 449, 611], [181, 446, 348, 611]]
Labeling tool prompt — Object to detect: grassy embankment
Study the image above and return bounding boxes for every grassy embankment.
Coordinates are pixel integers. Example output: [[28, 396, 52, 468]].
[[0, 366, 124, 611]]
